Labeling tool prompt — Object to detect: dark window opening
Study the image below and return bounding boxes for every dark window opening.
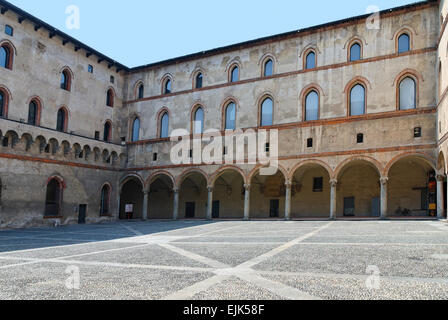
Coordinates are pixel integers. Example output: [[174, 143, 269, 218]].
[[88, 65, 93, 73], [95, 131, 100, 140], [138, 84, 144, 99], [307, 138, 313, 148], [28, 101, 38, 125], [110, 76, 115, 83], [313, 177, 324, 192], [357, 133, 364, 144], [414, 127, 422, 138], [195, 73, 203, 89], [153, 153, 158, 162], [265, 143, 270, 153]]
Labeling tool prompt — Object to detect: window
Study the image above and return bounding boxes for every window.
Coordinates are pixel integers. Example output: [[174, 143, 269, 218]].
[[28, 100, 38, 125], [230, 66, 239, 82], [193, 107, 204, 134], [88, 65, 93, 73], [132, 118, 140, 142], [100, 185, 110, 215], [160, 113, 169, 138], [414, 127, 422, 138], [56, 108, 67, 132], [0, 45, 11, 69], [60, 70, 71, 91], [260, 97, 273, 126], [264, 59, 273, 77], [106, 89, 114, 107], [313, 177, 323, 192], [110, 75, 115, 83], [225, 102, 236, 130], [104, 121, 111, 142], [350, 84, 366, 116], [45, 178, 63, 217], [153, 153, 158, 162], [398, 33, 410, 53], [95, 131, 100, 140], [195, 73, 203, 89], [307, 138, 313, 148], [399, 77, 416, 110], [305, 51, 316, 69], [357, 133, 364, 144], [0, 91, 5, 118], [138, 84, 144, 99], [350, 43, 361, 61], [164, 79, 172, 94], [5, 25, 13, 36], [305, 90, 319, 121]]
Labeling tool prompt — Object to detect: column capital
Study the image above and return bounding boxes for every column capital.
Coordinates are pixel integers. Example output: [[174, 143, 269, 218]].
[[380, 177, 389, 185], [437, 174, 446, 182], [285, 180, 292, 188], [173, 188, 179, 194], [207, 186, 214, 193], [244, 184, 251, 191], [142, 189, 149, 195], [330, 179, 338, 187]]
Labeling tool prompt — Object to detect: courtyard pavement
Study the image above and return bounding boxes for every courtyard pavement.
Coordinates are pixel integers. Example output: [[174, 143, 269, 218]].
[[0, 220, 448, 300]]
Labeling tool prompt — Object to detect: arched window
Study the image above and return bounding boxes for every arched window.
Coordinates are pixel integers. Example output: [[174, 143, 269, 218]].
[[132, 118, 140, 142], [104, 121, 111, 142], [195, 73, 203, 89], [264, 59, 273, 77], [160, 112, 169, 138], [138, 84, 144, 99], [350, 84, 366, 116], [399, 77, 416, 110], [164, 79, 172, 94], [100, 184, 111, 215], [56, 108, 67, 132], [230, 66, 239, 83], [60, 70, 71, 91], [193, 107, 204, 134], [398, 33, 410, 53], [225, 102, 236, 130], [305, 51, 316, 69], [305, 91, 319, 121], [350, 43, 361, 61], [106, 89, 114, 107], [28, 100, 39, 126], [0, 91, 5, 118], [0, 45, 11, 70], [45, 178, 63, 217], [260, 97, 273, 126]]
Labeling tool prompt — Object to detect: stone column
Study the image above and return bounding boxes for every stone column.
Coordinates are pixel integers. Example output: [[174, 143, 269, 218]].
[[206, 186, 213, 220], [285, 181, 292, 220], [437, 175, 445, 220], [142, 190, 149, 220], [173, 188, 179, 220], [330, 179, 337, 220], [244, 184, 250, 221], [380, 177, 388, 220]]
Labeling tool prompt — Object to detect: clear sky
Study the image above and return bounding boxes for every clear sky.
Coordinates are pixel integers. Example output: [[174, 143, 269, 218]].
[[6, 0, 422, 68]]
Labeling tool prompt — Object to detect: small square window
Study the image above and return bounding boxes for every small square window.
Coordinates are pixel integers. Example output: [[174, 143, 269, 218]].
[[313, 177, 323, 192], [265, 143, 270, 153], [110, 76, 115, 84], [88, 65, 93, 73], [94, 131, 100, 140], [307, 138, 313, 148], [5, 25, 13, 36], [153, 153, 158, 162], [357, 133, 364, 144], [414, 127, 422, 138]]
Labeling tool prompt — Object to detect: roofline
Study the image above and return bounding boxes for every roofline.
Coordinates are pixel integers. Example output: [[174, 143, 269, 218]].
[[0, 0, 437, 74], [0, 0, 129, 72]]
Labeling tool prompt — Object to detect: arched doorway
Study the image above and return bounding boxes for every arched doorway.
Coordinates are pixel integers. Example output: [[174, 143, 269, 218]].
[[148, 174, 174, 219], [388, 155, 437, 217], [336, 159, 381, 217], [119, 177, 143, 220], [250, 169, 286, 219], [178, 171, 208, 219], [212, 169, 245, 219], [290, 162, 331, 218], [45, 177, 63, 217]]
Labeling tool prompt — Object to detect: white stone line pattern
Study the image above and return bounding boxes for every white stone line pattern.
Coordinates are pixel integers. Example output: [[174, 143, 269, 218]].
[[158, 244, 228, 269], [161, 275, 231, 300], [118, 223, 143, 236]]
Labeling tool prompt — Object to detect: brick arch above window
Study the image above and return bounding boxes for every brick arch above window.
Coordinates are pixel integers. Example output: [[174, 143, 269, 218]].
[[0, 39, 16, 70], [226, 59, 242, 83], [156, 107, 171, 138], [26, 96, 43, 126], [344, 77, 371, 117], [0, 85, 12, 118], [191, 68, 206, 89], [220, 96, 239, 131], [257, 93, 275, 127], [393, 26, 416, 53], [346, 37, 364, 62], [190, 102, 206, 135], [59, 66, 74, 91], [259, 53, 277, 77], [160, 74, 174, 95], [393, 69, 422, 111], [133, 80, 144, 100], [300, 84, 325, 122], [106, 87, 116, 107]]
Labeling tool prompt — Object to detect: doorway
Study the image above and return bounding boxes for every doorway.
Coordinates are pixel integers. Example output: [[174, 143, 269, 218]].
[[270, 199, 280, 218], [185, 202, 195, 218], [344, 197, 355, 216], [212, 201, 220, 219], [78, 204, 87, 224]]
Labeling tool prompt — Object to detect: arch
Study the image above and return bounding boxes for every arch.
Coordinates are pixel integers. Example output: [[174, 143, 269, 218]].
[[0, 40, 15, 70], [303, 48, 317, 70], [258, 93, 274, 127], [260, 54, 275, 77], [221, 97, 238, 131], [119, 174, 144, 220], [227, 61, 241, 83], [209, 166, 248, 186], [344, 77, 371, 117], [157, 107, 170, 138], [56, 106, 69, 132], [0, 85, 11, 118], [301, 85, 322, 122], [146, 170, 175, 191], [48, 138, 59, 155], [26, 96, 43, 126], [100, 182, 112, 216], [45, 175, 65, 217], [133, 80, 144, 100], [192, 69, 205, 89], [393, 69, 422, 110], [20, 133, 33, 151], [247, 163, 288, 184], [119, 173, 145, 191], [288, 159, 334, 181], [103, 120, 112, 142], [345, 37, 365, 62], [384, 152, 436, 177], [82, 145, 91, 160], [437, 151, 446, 175], [393, 27, 415, 53], [175, 168, 209, 189], [334, 155, 383, 179]]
